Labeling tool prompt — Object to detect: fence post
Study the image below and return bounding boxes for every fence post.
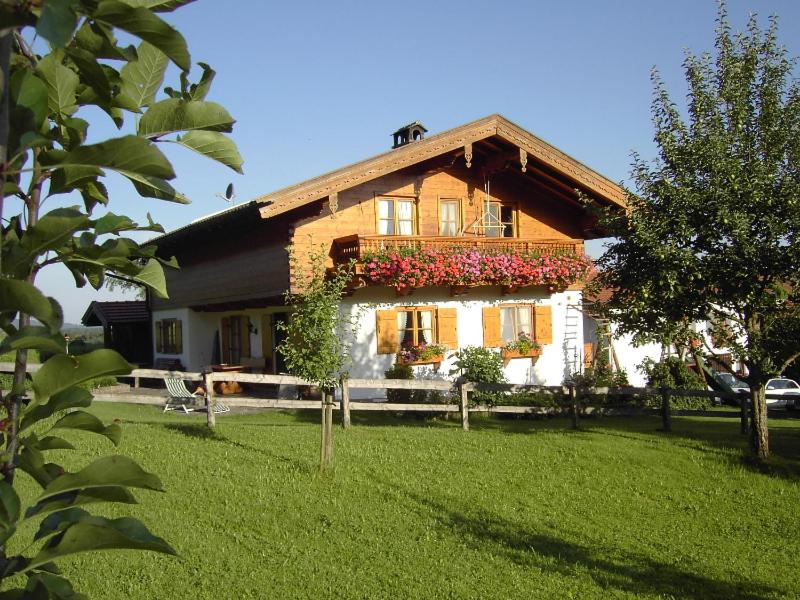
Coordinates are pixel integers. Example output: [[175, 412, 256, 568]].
[[134, 375, 140, 388], [320, 390, 334, 468], [340, 376, 351, 429], [459, 381, 470, 431], [204, 371, 216, 429], [739, 393, 749, 436], [569, 383, 578, 429], [659, 387, 671, 432]]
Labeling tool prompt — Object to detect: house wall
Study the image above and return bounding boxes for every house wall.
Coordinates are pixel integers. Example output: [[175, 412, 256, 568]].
[[340, 286, 584, 400]]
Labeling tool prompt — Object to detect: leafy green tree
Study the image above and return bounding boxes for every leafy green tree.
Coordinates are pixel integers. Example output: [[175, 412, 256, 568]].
[[0, 1, 241, 596], [278, 246, 356, 470], [595, 3, 800, 460]]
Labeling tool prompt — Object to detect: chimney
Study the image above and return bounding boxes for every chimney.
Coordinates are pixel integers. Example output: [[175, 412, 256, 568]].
[[391, 121, 427, 149]]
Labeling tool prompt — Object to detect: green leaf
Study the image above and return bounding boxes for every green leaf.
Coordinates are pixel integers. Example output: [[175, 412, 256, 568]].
[[93, 0, 190, 71], [78, 178, 109, 212], [36, 0, 79, 48], [37, 455, 165, 502], [120, 0, 195, 11], [0, 280, 62, 333], [130, 258, 167, 298], [65, 47, 113, 101], [49, 165, 104, 196], [10, 68, 49, 134], [0, 482, 21, 530], [37, 436, 76, 451], [35, 53, 79, 117], [122, 171, 189, 203], [173, 130, 243, 174], [32, 349, 132, 406], [138, 98, 234, 137], [52, 411, 122, 445], [24, 514, 175, 573], [186, 61, 214, 100], [20, 571, 87, 600], [19, 207, 90, 260], [0, 326, 66, 357], [21, 387, 93, 432], [25, 486, 137, 520], [118, 41, 167, 109], [17, 446, 57, 488], [74, 20, 137, 61], [54, 135, 175, 179]]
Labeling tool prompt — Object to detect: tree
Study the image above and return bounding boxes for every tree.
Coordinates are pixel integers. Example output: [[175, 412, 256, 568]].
[[594, 2, 800, 460], [0, 1, 241, 596], [277, 246, 355, 471]]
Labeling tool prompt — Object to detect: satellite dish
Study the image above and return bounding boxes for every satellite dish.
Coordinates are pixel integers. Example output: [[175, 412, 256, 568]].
[[216, 183, 236, 205]]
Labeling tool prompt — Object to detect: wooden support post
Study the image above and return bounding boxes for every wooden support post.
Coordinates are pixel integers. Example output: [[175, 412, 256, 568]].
[[660, 387, 671, 432], [204, 371, 216, 429], [739, 393, 749, 436], [459, 381, 470, 431], [569, 384, 579, 429], [134, 376, 140, 388], [320, 390, 334, 469], [340, 377, 351, 429]]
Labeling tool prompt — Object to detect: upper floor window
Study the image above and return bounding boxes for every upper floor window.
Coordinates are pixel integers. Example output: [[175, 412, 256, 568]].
[[484, 202, 516, 238], [439, 199, 461, 236], [377, 197, 415, 235], [155, 319, 182, 354]]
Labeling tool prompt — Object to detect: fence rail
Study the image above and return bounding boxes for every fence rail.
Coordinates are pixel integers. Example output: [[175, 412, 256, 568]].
[[2, 363, 774, 434]]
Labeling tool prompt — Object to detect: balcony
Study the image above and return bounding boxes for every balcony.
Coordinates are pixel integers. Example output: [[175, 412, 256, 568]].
[[332, 235, 584, 268]]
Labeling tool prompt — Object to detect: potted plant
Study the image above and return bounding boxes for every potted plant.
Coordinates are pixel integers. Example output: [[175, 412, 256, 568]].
[[500, 332, 542, 366], [398, 343, 448, 369]]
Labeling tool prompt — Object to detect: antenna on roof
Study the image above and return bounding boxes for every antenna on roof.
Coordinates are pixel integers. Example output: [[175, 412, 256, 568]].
[[215, 183, 236, 205]]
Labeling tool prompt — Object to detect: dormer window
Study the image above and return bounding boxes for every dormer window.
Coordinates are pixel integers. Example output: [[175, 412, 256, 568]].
[[377, 197, 416, 235]]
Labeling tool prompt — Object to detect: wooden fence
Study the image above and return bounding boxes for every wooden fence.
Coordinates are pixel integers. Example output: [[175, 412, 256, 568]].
[[0, 363, 771, 435]]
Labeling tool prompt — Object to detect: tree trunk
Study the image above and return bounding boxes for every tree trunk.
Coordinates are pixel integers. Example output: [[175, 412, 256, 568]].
[[749, 384, 769, 460]]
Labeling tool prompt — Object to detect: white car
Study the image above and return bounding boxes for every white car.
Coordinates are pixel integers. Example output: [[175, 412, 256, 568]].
[[765, 378, 800, 408]]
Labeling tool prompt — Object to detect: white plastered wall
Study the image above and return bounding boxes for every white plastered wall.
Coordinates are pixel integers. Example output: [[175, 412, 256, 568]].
[[339, 286, 584, 400]]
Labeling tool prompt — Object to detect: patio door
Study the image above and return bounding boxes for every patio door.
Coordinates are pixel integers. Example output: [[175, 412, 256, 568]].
[[220, 315, 250, 364]]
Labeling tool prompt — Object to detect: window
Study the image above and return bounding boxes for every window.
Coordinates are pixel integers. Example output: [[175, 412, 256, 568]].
[[484, 202, 516, 237], [377, 197, 415, 235], [500, 306, 532, 344], [439, 199, 461, 236], [155, 319, 182, 354], [397, 307, 436, 347], [221, 315, 251, 364]]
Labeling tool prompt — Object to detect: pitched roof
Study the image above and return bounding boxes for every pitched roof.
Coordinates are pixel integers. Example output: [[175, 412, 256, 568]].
[[81, 301, 150, 327], [255, 113, 627, 220]]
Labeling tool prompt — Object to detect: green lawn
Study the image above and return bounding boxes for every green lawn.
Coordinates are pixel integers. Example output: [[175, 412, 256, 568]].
[[10, 405, 800, 599]]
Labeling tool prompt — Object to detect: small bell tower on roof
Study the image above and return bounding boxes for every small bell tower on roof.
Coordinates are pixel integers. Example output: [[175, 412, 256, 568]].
[[391, 121, 427, 149]]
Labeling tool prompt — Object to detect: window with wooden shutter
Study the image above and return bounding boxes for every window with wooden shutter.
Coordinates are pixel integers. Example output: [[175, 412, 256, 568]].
[[376, 310, 398, 354], [534, 305, 553, 345], [155, 319, 182, 354], [437, 308, 458, 349], [482, 307, 502, 348], [261, 315, 273, 360], [240, 317, 251, 358]]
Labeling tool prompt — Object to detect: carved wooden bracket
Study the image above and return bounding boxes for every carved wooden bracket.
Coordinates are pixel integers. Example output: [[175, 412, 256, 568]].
[[464, 142, 473, 168], [519, 147, 528, 172], [329, 191, 338, 217]]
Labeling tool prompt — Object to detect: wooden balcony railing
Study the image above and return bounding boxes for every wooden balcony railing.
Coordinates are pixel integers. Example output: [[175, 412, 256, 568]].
[[332, 235, 585, 265]]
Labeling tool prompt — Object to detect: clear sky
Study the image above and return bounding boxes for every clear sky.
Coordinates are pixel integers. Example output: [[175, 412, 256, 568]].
[[27, 0, 800, 323]]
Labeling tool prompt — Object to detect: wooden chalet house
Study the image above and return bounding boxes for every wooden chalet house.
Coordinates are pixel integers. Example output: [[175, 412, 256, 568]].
[[151, 115, 626, 394]]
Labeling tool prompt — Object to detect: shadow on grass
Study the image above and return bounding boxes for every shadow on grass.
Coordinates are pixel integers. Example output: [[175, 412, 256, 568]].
[[159, 423, 315, 474], [386, 482, 785, 600]]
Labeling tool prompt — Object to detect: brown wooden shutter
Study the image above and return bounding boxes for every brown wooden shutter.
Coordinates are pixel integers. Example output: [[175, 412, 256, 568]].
[[376, 310, 398, 354], [534, 305, 553, 345], [155, 321, 163, 353], [437, 308, 458, 349], [240, 316, 251, 358], [583, 342, 594, 368], [482, 307, 502, 348], [221, 317, 231, 363], [175, 320, 183, 354]]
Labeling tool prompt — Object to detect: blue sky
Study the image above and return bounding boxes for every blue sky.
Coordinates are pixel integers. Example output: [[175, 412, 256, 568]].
[[29, 0, 800, 323]]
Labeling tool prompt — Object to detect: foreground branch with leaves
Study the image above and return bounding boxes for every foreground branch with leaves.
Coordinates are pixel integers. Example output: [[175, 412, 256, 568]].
[[0, 1, 241, 596]]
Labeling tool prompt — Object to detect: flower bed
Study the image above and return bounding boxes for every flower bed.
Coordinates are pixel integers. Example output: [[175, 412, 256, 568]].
[[360, 247, 592, 292]]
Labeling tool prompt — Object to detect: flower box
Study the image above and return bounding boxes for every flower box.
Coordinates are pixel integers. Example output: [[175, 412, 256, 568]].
[[398, 354, 445, 367], [500, 347, 541, 367]]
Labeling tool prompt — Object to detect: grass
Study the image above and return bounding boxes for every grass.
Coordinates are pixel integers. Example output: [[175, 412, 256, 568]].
[[8, 405, 800, 599]]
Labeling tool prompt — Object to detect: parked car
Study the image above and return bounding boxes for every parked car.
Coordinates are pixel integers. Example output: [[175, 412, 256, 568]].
[[765, 377, 800, 409]]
